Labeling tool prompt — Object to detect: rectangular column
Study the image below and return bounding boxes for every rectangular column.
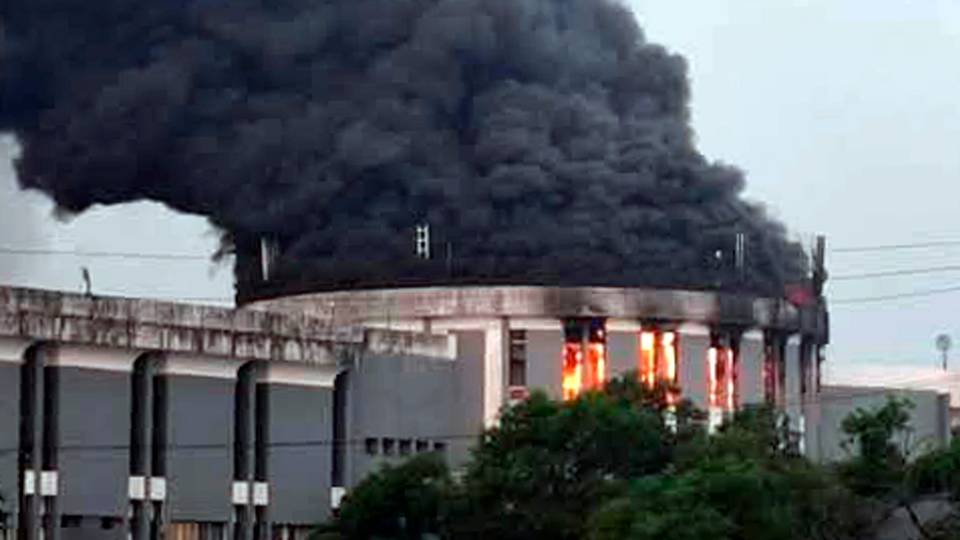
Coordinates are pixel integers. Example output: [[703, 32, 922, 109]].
[[677, 324, 710, 410], [738, 330, 765, 405]]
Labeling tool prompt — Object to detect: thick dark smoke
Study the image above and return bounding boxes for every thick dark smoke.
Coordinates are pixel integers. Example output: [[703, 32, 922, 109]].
[[0, 0, 807, 299]]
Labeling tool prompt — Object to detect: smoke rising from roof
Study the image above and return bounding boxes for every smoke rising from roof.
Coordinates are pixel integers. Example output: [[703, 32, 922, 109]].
[[0, 0, 806, 297]]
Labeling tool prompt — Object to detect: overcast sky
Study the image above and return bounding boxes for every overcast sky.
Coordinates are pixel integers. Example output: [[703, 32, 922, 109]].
[[1, 0, 959, 378]]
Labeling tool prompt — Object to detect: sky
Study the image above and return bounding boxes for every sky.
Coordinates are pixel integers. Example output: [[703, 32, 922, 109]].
[[1, 0, 959, 379]]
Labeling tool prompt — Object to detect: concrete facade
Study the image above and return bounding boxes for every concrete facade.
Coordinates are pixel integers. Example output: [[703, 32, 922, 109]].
[[816, 385, 952, 463], [0, 283, 834, 540], [0, 287, 458, 540]]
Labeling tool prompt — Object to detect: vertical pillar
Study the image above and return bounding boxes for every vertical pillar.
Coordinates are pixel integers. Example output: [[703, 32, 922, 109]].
[[676, 323, 710, 410], [151, 370, 167, 540], [233, 364, 256, 540], [18, 347, 43, 540], [738, 330, 765, 405], [130, 355, 168, 540], [784, 335, 803, 452], [483, 319, 507, 426], [253, 381, 270, 540], [130, 357, 150, 540], [40, 363, 59, 540]]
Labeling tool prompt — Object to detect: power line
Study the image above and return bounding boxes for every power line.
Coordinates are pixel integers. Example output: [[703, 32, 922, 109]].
[[831, 264, 960, 281], [831, 284, 960, 305], [0, 246, 215, 261], [832, 240, 960, 253]]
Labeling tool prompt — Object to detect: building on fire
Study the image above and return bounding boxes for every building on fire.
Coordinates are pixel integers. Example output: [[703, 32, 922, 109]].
[[0, 266, 834, 540]]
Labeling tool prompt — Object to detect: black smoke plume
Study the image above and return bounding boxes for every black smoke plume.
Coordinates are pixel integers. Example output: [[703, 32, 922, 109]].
[[1, 0, 807, 300]]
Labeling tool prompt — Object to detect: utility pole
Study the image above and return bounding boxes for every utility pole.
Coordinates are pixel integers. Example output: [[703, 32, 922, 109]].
[[936, 334, 951, 371]]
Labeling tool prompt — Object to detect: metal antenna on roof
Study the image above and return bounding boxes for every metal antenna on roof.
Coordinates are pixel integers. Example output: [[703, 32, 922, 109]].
[[81, 266, 92, 297]]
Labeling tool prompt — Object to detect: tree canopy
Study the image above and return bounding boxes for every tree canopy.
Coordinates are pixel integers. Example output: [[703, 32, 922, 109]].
[[322, 378, 958, 540]]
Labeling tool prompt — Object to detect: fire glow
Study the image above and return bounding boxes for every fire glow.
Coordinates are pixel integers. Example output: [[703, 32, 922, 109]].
[[562, 319, 608, 401], [562, 343, 583, 401], [708, 345, 736, 411], [638, 330, 678, 388]]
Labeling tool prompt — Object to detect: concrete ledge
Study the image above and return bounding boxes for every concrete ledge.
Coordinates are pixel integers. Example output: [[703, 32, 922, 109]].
[[0, 286, 363, 365], [253, 286, 805, 331]]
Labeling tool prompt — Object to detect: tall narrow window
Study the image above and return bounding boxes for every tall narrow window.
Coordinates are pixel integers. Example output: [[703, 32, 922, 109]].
[[638, 330, 679, 392], [561, 344, 582, 401], [708, 343, 736, 412], [509, 330, 527, 388], [561, 319, 607, 400], [660, 332, 678, 384], [639, 331, 656, 387], [586, 319, 607, 391]]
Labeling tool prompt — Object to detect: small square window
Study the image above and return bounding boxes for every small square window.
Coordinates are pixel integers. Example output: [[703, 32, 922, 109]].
[[398, 439, 412, 456], [416, 440, 429, 453], [382, 438, 396, 456], [433, 441, 447, 454], [364, 438, 378, 455]]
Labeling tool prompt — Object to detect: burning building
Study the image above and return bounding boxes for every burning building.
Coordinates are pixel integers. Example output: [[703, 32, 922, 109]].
[[0, 0, 833, 538]]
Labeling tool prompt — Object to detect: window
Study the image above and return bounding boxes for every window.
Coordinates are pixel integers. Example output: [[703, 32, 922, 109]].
[[509, 330, 527, 387], [364, 438, 378, 456], [416, 440, 429, 453], [708, 340, 737, 412], [638, 330, 679, 390], [398, 439, 412, 456], [432, 441, 447, 454], [382, 438, 396, 456], [562, 319, 607, 400]]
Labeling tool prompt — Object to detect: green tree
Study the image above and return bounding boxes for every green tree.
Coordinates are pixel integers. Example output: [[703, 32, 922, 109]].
[[449, 381, 672, 540], [838, 396, 914, 497], [589, 405, 863, 540], [332, 454, 451, 540]]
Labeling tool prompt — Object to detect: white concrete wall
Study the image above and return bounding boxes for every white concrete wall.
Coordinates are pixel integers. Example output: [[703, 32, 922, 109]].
[[814, 385, 951, 463]]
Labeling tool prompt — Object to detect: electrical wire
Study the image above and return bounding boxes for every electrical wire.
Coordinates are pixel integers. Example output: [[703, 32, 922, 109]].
[[831, 264, 960, 281], [0, 246, 215, 261], [830, 284, 960, 304], [831, 240, 960, 253]]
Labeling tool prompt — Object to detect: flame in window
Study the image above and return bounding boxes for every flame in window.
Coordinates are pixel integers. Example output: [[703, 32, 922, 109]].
[[588, 342, 606, 389], [708, 345, 736, 411], [662, 332, 677, 382], [562, 343, 583, 401], [640, 331, 656, 387]]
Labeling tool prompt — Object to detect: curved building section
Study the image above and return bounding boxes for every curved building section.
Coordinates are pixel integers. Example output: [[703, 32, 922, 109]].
[[254, 285, 828, 436]]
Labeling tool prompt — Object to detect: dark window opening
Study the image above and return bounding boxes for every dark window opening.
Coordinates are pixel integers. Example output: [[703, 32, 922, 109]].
[[382, 438, 396, 456], [415, 440, 429, 453], [398, 439, 412, 456], [509, 330, 527, 387], [60, 515, 82, 528], [432, 441, 447, 454], [364, 438, 378, 456]]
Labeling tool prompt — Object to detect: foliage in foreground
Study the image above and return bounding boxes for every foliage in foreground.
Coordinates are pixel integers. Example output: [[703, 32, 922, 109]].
[[323, 379, 958, 540]]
